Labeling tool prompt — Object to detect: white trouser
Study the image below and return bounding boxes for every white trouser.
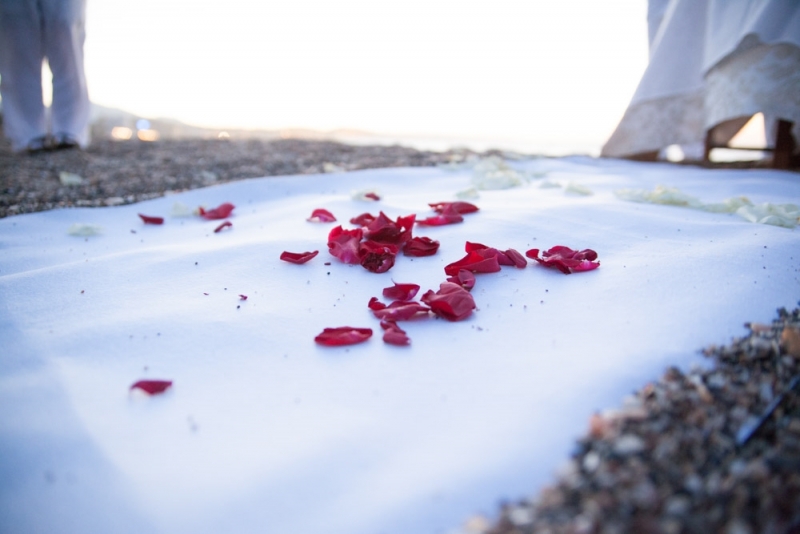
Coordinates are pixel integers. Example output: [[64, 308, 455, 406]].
[[0, 0, 90, 151]]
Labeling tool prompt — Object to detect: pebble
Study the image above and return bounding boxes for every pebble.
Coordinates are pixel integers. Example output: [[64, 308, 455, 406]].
[[483, 306, 800, 533], [0, 137, 484, 218]]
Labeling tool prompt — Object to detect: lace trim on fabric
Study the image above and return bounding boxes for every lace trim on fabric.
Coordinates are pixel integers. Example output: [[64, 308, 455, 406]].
[[602, 42, 800, 158], [601, 91, 704, 158]]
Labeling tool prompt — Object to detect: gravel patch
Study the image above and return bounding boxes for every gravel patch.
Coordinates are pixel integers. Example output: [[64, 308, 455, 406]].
[[478, 307, 800, 534], [0, 136, 478, 218]]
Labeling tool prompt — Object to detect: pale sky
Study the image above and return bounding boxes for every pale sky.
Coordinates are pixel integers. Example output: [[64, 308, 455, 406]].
[[85, 0, 648, 153]]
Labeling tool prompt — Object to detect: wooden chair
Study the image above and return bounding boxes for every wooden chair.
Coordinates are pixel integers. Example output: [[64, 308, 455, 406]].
[[704, 118, 798, 170]]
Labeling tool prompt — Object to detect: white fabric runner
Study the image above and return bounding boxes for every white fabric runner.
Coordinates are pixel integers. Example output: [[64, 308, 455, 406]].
[[1, 158, 799, 533]]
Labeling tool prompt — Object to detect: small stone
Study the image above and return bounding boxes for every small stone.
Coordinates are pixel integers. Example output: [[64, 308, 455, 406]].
[[630, 479, 658, 508], [725, 518, 752, 534], [787, 419, 800, 434], [582, 451, 600, 473], [684, 473, 703, 494], [781, 326, 800, 358], [507, 506, 533, 526], [461, 515, 490, 534], [664, 495, 691, 516], [58, 171, 83, 186], [613, 434, 645, 455]]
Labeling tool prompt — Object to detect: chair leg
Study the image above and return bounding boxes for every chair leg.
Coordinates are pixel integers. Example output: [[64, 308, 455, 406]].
[[773, 120, 796, 170]]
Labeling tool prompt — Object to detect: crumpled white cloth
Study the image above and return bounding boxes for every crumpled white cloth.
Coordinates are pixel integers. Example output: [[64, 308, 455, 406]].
[[1, 158, 799, 534]]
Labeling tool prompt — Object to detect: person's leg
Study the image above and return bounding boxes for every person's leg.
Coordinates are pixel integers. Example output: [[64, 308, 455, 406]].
[[41, 0, 89, 148], [0, 0, 47, 151]]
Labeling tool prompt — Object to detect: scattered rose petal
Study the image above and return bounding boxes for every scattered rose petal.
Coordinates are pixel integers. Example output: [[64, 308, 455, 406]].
[[365, 212, 415, 245], [421, 282, 476, 321], [59, 171, 83, 186], [539, 179, 562, 189], [382, 282, 420, 301], [307, 208, 337, 223], [736, 203, 800, 229], [239, 294, 248, 301], [381, 321, 410, 346], [280, 250, 319, 264], [471, 156, 526, 190], [138, 213, 164, 225], [214, 220, 232, 233], [359, 240, 398, 273], [446, 269, 476, 290], [352, 189, 381, 201], [402, 236, 440, 257], [171, 202, 194, 217], [428, 201, 479, 214], [444, 251, 501, 276], [315, 326, 373, 346], [350, 212, 377, 227], [199, 202, 235, 220], [465, 242, 513, 265], [368, 297, 387, 311], [456, 187, 480, 199], [526, 246, 600, 274], [504, 248, 527, 268], [327, 226, 363, 264], [463, 243, 525, 268], [68, 223, 103, 236], [416, 204, 464, 226], [323, 162, 345, 173], [130, 379, 172, 395], [371, 300, 430, 321], [565, 182, 593, 196]]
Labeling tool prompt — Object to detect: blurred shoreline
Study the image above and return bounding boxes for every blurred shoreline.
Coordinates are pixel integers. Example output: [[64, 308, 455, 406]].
[[89, 103, 599, 157]]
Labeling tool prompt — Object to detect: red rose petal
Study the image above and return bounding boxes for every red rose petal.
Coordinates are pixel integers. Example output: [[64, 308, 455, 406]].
[[380, 321, 410, 346], [368, 296, 387, 311], [307, 208, 337, 223], [505, 248, 528, 268], [130, 379, 172, 395], [526, 246, 600, 274], [444, 251, 501, 276], [358, 240, 398, 273], [199, 202, 235, 220], [428, 201, 479, 214], [464, 241, 488, 252], [416, 204, 464, 226], [327, 225, 363, 264], [382, 282, 420, 301], [371, 300, 430, 321], [365, 212, 415, 245], [239, 294, 248, 301], [214, 220, 232, 233], [421, 282, 476, 321], [364, 192, 381, 201], [138, 213, 164, 225], [350, 212, 377, 227], [446, 269, 476, 290], [402, 236, 440, 257], [315, 326, 373, 346], [280, 250, 319, 264]]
